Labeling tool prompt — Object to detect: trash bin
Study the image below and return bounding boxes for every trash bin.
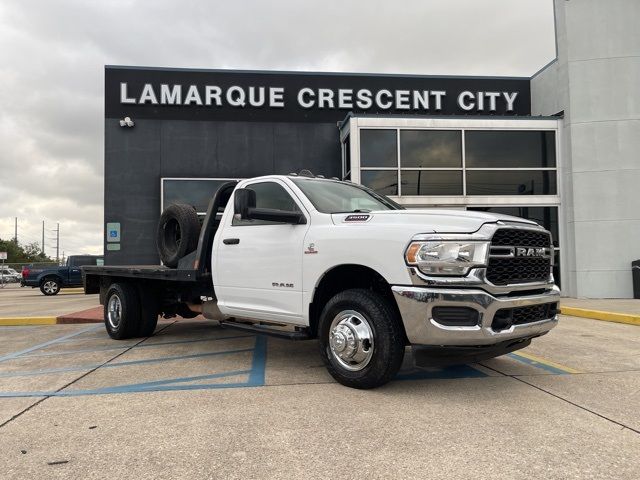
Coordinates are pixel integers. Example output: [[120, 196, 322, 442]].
[[633, 260, 640, 299]]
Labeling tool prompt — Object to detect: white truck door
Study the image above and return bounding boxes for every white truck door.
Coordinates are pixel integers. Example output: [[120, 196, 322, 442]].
[[214, 180, 309, 324]]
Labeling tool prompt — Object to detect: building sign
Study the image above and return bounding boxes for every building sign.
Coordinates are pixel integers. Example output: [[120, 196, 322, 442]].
[[106, 66, 530, 123]]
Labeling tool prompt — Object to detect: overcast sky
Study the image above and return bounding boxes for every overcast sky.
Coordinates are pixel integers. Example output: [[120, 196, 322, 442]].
[[0, 0, 555, 259]]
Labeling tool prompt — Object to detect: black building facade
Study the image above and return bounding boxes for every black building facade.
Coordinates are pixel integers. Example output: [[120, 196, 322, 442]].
[[105, 66, 557, 269]]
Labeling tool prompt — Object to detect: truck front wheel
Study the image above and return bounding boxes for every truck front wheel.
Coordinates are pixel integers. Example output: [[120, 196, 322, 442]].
[[105, 283, 141, 340], [318, 289, 405, 389]]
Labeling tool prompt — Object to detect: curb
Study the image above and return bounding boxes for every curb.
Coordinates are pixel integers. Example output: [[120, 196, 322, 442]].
[[559, 307, 640, 326], [0, 317, 57, 326]]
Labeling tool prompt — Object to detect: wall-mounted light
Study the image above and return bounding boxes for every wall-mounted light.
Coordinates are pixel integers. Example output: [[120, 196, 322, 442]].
[[119, 116, 134, 127]]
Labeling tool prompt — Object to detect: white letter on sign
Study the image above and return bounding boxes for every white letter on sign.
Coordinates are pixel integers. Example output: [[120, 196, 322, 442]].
[[160, 84, 182, 104], [270, 87, 285, 108], [226, 86, 246, 107], [120, 82, 136, 104], [503, 92, 518, 111], [457, 91, 475, 111], [297, 88, 315, 108], [138, 84, 158, 104], [184, 85, 203, 105]]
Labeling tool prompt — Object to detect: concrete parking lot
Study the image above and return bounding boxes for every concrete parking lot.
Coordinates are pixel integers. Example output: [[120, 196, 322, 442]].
[[0, 283, 99, 318], [0, 315, 639, 479]]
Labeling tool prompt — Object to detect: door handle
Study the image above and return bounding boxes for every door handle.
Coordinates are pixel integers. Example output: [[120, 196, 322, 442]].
[[223, 238, 240, 245]]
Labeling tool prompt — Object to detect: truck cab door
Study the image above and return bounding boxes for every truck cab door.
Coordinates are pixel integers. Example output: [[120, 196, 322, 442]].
[[213, 180, 310, 325]]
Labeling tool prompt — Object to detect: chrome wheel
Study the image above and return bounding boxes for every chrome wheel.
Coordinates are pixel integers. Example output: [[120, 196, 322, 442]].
[[107, 294, 122, 330], [43, 280, 58, 294], [328, 310, 375, 372]]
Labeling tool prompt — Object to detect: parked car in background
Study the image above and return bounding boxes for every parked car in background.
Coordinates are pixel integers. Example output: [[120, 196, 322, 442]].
[[0, 267, 21, 283], [23, 255, 104, 295]]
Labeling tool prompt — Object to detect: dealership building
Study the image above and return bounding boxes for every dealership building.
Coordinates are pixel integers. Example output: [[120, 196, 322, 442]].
[[103, 0, 639, 298]]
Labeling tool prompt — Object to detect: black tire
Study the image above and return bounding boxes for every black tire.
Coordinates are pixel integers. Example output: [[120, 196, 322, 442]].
[[104, 283, 141, 340], [40, 277, 61, 296], [318, 288, 405, 389], [156, 204, 200, 268], [137, 285, 160, 337]]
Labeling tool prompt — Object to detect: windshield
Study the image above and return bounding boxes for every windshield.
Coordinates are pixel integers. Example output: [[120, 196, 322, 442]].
[[292, 178, 403, 214]]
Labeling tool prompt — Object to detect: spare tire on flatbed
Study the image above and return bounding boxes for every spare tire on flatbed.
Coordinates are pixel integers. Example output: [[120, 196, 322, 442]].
[[156, 204, 200, 267]]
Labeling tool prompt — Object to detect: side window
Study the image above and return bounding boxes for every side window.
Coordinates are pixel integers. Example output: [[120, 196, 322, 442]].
[[232, 181, 301, 226]]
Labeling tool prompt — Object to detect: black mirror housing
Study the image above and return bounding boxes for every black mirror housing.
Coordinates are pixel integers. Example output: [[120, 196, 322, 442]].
[[234, 188, 256, 219]]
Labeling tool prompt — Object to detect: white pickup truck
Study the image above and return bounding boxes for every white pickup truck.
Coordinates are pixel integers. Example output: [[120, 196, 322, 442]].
[[84, 172, 559, 388]]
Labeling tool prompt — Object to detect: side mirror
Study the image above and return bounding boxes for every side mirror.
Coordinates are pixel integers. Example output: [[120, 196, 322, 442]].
[[233, 187, 306, 225], [234, 188, 256, 219]]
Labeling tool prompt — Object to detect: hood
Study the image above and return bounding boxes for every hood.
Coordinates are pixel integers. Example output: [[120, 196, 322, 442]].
[[331, 208, 538, 234]]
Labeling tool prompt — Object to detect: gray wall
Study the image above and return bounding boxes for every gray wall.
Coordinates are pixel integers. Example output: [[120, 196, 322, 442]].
[[105, 119, 340, 265], [532, 0, 640, 298]]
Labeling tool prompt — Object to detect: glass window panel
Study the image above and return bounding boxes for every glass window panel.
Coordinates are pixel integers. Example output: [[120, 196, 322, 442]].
[[466, 170, 557, 195], [467, 206, 559, 246], [465, 131, 556, 168], [163, 179, 232, 212], [360, 170, 398, 196], [401, 171, 463, 196], [360, 129, 397, 167], [400, 130, 462, 168], [232, 181, 301, 226], [249, 182, 300, 212]]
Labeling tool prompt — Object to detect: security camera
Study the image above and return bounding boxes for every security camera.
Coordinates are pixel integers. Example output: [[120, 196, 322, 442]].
[[119, 116, 134, 127]]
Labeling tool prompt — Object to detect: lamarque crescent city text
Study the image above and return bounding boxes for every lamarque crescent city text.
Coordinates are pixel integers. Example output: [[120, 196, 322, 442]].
[[119, 82, 520, 112]]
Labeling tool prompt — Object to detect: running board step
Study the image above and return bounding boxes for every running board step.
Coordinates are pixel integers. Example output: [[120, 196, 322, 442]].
[[219, 321, 312, 340]]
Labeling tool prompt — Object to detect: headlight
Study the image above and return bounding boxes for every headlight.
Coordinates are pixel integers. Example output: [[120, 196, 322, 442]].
[[405, 240, 489, 275]]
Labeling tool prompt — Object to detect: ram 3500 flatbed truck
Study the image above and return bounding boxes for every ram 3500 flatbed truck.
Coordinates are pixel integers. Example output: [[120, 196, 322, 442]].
[[84, 173, 559, 389]]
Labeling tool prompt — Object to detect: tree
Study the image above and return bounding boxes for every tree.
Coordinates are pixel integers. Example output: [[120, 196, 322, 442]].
[[0, 238, 54, 264]]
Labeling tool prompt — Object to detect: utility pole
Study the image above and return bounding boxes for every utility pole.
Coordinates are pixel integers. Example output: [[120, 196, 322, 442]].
[[55, 223, 60, 264], [42, 220, 45, 256], [14, 217, 17, 243]]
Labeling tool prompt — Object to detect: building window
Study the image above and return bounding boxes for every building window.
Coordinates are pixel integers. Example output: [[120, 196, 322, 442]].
[[360, 129, 397, 167], [400, 130, 462, 168], [465, 131, 556, 168], [358, 127, 557, 197], [401, 170, 463, 195], [466, 170, 557, 195], [360, 170, 398, 196]]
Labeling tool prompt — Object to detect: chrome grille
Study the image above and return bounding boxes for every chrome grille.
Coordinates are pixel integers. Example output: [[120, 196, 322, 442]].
[[487, 228, 552, 286]]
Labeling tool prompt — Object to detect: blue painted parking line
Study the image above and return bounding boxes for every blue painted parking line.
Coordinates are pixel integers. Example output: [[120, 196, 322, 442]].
[[0, 336, 269, 398], [0, 347, 255, 378], [20, 334, 254, 358], [0, 325, 101, 363]]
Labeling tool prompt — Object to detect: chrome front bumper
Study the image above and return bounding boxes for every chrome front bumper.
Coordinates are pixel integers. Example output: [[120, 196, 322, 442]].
[[392, 285, 560, 346]]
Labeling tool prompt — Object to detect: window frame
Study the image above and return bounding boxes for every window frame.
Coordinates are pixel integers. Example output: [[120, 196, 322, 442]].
[[230, 179, 309, 227]]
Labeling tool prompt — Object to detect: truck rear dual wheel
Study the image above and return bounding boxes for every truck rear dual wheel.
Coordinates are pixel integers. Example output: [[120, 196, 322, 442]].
[[104, 283, 159, 339], [318, 289, 405, 389]]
